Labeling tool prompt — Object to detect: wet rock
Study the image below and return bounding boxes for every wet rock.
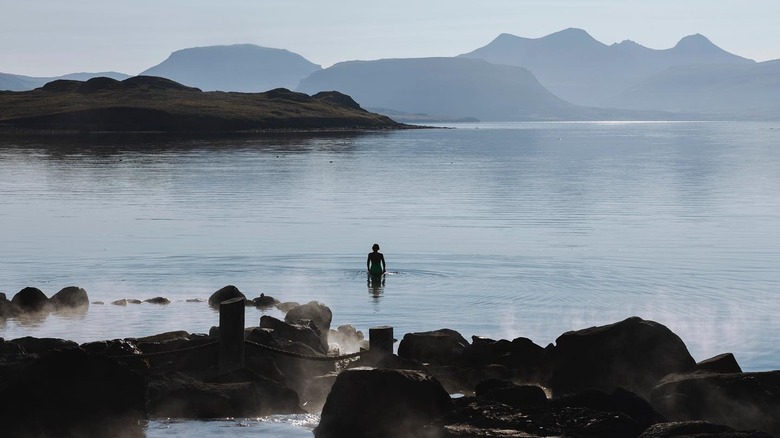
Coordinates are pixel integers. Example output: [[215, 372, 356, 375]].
[[551, 387, 665, 431], [49, 286, 89, 309], [127, 299, 142, 304], [474, 378, 514, 396], [480, 383, 548, 409], [696, 353, 742, 373], [208, 284, 246, 307], [112, 298, 128, 306], [136, 330, 191, 343], [9, 336, 79, 356], [245, 326, 333, 389], [0, 293, 17, 318], [398, 328, 469, 366], [260, 315, 325, 354], [315, 368, 453, 438], [81, 339, 143, 357], [639, 421, 774, 438], [650, 370, 780, 436], [144, 297, 170, 305], [186, 298, 205, 303], [11, 287, 48, 312], [441, 396, 644, 438], [148, 370, 303, 418], [92, 301, 105, 305], [285, 301, 332, 351], [0, 347, 147, 437], [546, 316, 696, 398], [250, 293, 279, 308]]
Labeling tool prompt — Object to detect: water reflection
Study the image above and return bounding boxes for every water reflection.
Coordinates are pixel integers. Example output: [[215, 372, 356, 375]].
[[367, 273, 385, 301]]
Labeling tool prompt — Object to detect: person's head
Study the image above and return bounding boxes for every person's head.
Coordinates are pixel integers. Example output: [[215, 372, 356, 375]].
[[372, 243, 380, 252]]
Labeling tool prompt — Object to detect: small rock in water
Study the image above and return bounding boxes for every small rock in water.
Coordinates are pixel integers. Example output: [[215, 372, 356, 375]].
[[112, 299, 128, 306], [186, 298, 204, 303], [127, 299, 142, 304], [92, 301, 105, 305], [144, 297, 170, 305], [251, 293, 279, 308]]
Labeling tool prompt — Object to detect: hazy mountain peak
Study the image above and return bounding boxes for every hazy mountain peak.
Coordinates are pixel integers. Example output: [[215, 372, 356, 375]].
[[141, 44, 322, 92], [542, 27, 600, 44], [614, 39, 642, 47], [673, 33, 717, 51]]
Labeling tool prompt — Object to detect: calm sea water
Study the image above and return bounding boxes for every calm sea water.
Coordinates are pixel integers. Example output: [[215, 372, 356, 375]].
[[2, 121, 779, 435]]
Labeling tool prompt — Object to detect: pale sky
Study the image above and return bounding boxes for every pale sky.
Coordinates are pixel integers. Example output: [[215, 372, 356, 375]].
[[2, 0, 779, 77]]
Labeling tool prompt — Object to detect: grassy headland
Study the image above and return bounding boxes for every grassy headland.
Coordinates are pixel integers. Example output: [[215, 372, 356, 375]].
[[0, 76, 405, 133]]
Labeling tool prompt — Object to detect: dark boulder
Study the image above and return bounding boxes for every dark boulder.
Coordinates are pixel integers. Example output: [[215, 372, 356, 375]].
[[442, 396, 644, 438], [639, 421, 774, 438], [0, 347, 147, 438], [475, 378, 513, 396], [551, 387, 666, 430], [465, 335, 544, 380], [245, 327, 334, 395], [49, 286, 89, 309], [144, 297, 170, 305], [480, 383, 548, 409], [650, 370, 780, 436], [148, 371, 303, 418], [696, 353, 742, 373], [285, 301, 332, 351], [9, 336, 79, 356], [315, 368, 453, 438], [0, 293, 17, 318], [208, 285, 246, 307], [260, 315, 325, 354], [398, 328, 469, 366], [547, 317, 696, 398], [11, 287, 48, 312]]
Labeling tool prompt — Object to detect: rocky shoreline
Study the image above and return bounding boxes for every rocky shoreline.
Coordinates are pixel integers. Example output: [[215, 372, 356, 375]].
[[1, 285, 778, 437]]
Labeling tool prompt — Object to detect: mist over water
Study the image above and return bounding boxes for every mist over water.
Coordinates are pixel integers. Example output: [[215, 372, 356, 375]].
[[1, 122, 779, 434]]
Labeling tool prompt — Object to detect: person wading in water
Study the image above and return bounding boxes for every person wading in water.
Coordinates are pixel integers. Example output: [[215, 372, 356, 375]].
[[367, 243, 386, 276]]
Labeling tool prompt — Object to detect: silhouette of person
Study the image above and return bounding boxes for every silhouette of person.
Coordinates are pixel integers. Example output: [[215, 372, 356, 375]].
[[367, 243, 386, 277]]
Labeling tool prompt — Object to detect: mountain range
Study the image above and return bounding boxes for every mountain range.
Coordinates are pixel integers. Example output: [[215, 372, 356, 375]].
[[2, 30, 778, 121], [459, 28, 754, 106]]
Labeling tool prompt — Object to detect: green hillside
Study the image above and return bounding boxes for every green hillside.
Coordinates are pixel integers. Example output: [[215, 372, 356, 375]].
[[0, 76, 403, 133]]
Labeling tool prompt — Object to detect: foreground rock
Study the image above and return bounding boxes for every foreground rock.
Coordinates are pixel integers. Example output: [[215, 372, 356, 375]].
[[148, 369, 303, 418], [0, 347, 146, 437], [639, 421, 773, 438], [651, 370, 780, 436], [315, 368, 453, 438], [547, 316, 696, 398], [1, 309, 777, 437]]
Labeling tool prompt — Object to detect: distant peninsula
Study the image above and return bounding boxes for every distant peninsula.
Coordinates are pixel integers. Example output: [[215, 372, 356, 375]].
[[0, 76, 405, 134]]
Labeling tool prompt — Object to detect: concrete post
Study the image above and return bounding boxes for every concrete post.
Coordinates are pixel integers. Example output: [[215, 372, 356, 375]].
[[369, 326, 394, 358], [219, 297, 245, 373]]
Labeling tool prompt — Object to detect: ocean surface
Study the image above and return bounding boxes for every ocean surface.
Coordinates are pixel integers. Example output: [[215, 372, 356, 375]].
[[1, 121, 779, 436]]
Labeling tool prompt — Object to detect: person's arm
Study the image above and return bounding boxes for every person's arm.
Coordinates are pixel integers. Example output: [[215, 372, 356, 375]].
[[381, 254, 386, 272], [367, 254, 371, 271]]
